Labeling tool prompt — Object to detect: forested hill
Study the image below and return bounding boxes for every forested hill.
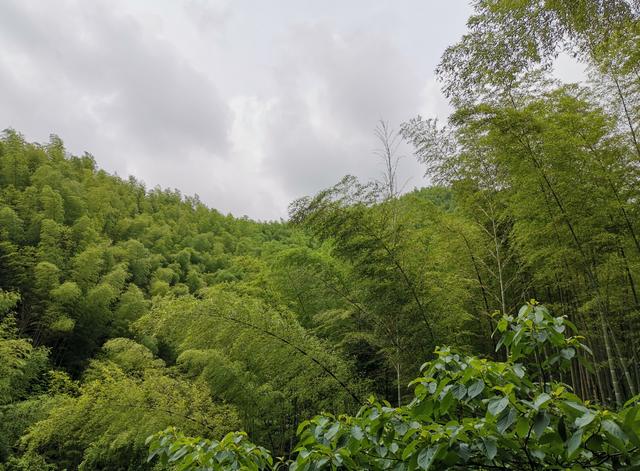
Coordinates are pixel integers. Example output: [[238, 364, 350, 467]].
[[0, 129, 303, 373], [0, 130, 472, 468], [3, 1, 640, 469], [0, 129, 360, 467]]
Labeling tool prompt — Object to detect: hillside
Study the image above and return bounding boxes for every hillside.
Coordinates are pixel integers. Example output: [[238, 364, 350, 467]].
[[2, 1, 640, 469]]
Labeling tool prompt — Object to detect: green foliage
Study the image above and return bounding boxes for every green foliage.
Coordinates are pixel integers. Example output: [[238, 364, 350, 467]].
[[495, 303, 590, 369], [0, 291, 48, 406], [1, 130, 354, 467], [147, 427, 275, 471], [3, 2, 640, 467], [134, 289, 362, 455], [292, 306, 634, 469], [437, 0, 639, 105], [0, 291, 51, 465], [150, 303, 640, 470], [21, 340, 240, 470], [0, 398, 56, 467], [290, 177, 477, 403]]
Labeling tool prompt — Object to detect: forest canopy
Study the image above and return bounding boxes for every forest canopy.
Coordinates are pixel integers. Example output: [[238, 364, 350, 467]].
[[1, 0, 640, 469]]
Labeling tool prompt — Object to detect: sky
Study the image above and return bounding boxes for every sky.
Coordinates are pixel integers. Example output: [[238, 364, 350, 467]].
[[1, 1, 482, 219]]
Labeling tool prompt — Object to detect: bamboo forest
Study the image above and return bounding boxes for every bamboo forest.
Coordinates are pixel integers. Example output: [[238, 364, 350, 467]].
[[2, 1, 640, 469]]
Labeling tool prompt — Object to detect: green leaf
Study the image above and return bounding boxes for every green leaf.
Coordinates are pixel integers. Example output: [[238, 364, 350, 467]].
[[623, 407, 640, 447], [297, 420, 310, 435], [533, 411, 550, 437], [497, 407, 517, 434], [623, 405, 638, 427], [440, 391, 454, 413], [566, 429, 583, 458], [602, 419, 628, 441], [533, 393, 551, 410], [574, 412, 596, 429], [168, 446, 189, 462], [482, 437, 497, 460], [451, 383, 467, 400], [531, 449, 545, 460], [402, 439, 420, 460], [488, 396, 509, 417], [417, 445, 439, 470], [515, 417, 529, 437], [467, 379, 485, 399], [325, 422, 340, 440], [412, 398, 434, 420], [512, 363, 525, 378], [563, 401, 590, 414], [560, 347, 575, 360], [534, 309, 544, 323]]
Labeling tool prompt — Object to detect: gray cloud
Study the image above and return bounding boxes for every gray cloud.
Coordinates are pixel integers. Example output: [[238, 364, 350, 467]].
[[0, 0, 229, 160], [0, 0, 473, 220], [260, 24, 428, 197], [183, 0, 233, 33]]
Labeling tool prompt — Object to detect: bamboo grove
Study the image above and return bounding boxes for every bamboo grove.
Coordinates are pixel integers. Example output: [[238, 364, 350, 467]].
[[1, 0, 640, 469]]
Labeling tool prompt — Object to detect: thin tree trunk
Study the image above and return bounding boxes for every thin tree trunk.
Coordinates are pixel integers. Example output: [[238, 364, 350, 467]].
[[610, 322, 637, 397], [600, 316, 624, 406], [515, 129, 625, 406], [396, 362, 402, 407], [612, 74, 640, 160]]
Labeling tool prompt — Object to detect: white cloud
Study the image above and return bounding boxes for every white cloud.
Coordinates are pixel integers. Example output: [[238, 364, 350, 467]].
[[418, 77, 452, 121], [0, 0, 473, 219]]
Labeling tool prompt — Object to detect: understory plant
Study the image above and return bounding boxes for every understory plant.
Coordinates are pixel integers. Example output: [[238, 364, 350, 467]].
[[148, 302, 640, 470]]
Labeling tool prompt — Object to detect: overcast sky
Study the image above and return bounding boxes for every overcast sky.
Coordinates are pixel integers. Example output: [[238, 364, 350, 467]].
[[0, 1, 518, 219]]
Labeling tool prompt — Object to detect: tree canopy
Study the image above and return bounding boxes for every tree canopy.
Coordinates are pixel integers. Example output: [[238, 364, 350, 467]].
[[2, 1, 640, 469]]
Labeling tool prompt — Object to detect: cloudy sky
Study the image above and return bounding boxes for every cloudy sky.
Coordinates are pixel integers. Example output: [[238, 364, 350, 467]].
[[1, 1, 502, 219]]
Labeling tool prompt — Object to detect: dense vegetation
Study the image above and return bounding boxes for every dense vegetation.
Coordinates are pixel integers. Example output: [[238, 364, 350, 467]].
[[149, 303, 640, 469], [1, 0, 640, 469]]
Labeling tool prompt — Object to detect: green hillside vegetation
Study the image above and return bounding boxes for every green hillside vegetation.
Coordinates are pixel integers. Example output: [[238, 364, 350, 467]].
[[1, 0, 640, 469]]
